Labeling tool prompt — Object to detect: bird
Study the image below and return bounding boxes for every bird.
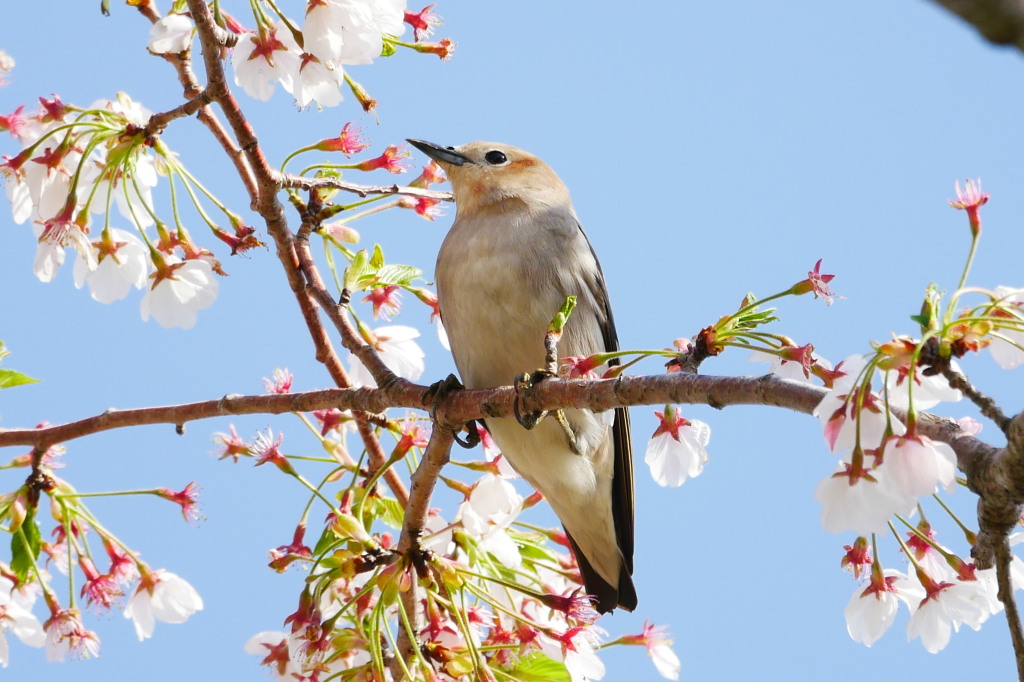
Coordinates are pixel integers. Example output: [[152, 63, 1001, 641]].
[[407, 139, 636, 613]]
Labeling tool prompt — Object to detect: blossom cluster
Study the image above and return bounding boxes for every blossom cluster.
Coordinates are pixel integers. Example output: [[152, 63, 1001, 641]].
[[1, 92, 225, 328], [147, 2, 452, 110], [0, 450, 203, 667], [806, 180, 1024, 653], [209, 386, 681, 681]]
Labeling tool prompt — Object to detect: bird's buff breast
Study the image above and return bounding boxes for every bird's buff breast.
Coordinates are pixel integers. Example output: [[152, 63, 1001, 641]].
[[435, 215, 566, 389]]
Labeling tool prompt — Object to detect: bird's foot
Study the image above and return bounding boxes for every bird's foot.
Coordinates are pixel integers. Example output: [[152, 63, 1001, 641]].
[[423, 374, 479, 448], [513, 370, 552, 430], [513, 370, 583, 455]]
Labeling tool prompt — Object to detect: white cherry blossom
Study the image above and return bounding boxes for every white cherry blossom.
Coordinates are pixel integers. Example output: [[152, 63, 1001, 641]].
[[644, 406, 710, 487], [148, 14, 195, 54], [73, 228, 149, 303], [346, 325, 425, 387], [140, 256, 219, 329], [124, 570, 203, 640], [990, 286, 1024, 369]]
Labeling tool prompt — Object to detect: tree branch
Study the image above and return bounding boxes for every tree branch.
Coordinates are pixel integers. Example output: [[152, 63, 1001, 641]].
[[396, 428, 455, 669], [278, 173, 453, 201], [941, 363, 1011, 432]]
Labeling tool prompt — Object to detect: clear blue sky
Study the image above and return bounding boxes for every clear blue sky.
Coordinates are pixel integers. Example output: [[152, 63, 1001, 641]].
[[3, 1, 1024, 680]]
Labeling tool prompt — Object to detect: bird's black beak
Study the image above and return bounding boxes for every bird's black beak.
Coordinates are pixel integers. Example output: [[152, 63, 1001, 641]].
[[407, 139, 470, 167]]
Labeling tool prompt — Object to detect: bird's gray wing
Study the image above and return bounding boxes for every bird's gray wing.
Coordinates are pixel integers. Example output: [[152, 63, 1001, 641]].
[[578, 222, 637, 604]]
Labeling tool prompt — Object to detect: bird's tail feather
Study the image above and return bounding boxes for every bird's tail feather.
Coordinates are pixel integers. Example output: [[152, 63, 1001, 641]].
[[566, 530, 637, 613]]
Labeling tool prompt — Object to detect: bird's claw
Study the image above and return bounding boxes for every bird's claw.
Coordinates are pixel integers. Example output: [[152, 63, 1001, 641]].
[[513, 370, 582, 455], [423, 374, 479, 447], [513, 371, 552, 430], [453, 419, 484, 449]]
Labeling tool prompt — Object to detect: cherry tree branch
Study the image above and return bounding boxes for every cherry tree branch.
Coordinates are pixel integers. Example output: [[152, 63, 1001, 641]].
[[996, 529, 1024, 677], [927, 0, 1024, 52], [395, 428, 455, 669], [279, 173, 453, 201], [132, 2, 259, 206], [174, 0, 416, 506], [941, 363, 1012, 432]]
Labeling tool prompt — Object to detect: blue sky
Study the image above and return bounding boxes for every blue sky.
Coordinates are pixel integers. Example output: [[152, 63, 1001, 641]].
[[3, 1, 1024, 680]]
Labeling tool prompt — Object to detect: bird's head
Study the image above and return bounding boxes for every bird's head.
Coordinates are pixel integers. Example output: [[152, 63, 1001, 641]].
[[407, 139, 570, 215]]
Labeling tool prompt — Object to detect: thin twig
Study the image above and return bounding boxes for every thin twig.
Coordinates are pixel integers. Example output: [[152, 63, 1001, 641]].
[[941, 363, 1012, 432], [994, 535, 1024, 678], [279, 173, 453, 201]]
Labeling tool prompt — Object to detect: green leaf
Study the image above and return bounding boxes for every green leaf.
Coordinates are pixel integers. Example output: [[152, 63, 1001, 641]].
[[11, 505, 41, 584], [509, 653, 571, 682], [374, 264, 423, 287], [370, 243, 385, 269], [376, 496, 405, 529], [344, 248, 372, 291], [312, 524, 340, 557], [0, 369, 39, 390]]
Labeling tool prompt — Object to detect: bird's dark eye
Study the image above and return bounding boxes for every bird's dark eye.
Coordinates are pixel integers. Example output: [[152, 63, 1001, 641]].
[[484, 150, 508, 165], [446, 146, 456, 151]]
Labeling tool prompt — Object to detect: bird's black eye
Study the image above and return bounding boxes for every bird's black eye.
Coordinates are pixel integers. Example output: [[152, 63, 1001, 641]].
[[446, 146, 455, 151], [484, 150, 508, 165]]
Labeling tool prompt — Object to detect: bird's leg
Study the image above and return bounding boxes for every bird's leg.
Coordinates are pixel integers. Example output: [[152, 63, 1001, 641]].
[[513, 370, 583, 456], [422, 374, 479, 448]]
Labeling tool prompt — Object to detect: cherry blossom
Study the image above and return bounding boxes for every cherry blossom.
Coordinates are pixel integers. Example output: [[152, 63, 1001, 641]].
[[460, 473, 523, 567], [989, 285, 1024, 369], [154, 481, 202, 523], [906, 573, 997, 653], [346, 325, 425, 388], [363, 284, 402, 320], [436, 317, 450, 350], [883, 365, 962, 410], [140, 256, 219, 329], [79, 556, 123, 611], [0, 577, 45, 667], [303, 0, 406, 69], [644, 406, 710, 487], [405, 4, 442, 41], [263, 367, 294, 394], [123, 569, 204, 640], [948, 178, 988, 235], [813, 355, 904, 454], [815, 462, 914, 535], [878, 433, 957, 499], [147, 14, 195, 54], [212, 424, 250, 462], [231, 23, 300, 101], [43, 608, 99, 661], [844, 568, 916, 647], [274, 24, 345, 109], [398, 194, 444, 219], [538, 625, 606, 682], [32, 208, 96, 283], [353, 144, 411, 173], [748, 346, 832, 384], [73, 227, 149, 303], [0, 49, 13, 86], [244, 630, 300, 679], [619, 621, 681, 680], [314, 123, 370, 155], [792, 258, 838, 304]]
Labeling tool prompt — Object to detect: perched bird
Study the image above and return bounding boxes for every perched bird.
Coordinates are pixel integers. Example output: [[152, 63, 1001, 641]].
[[407, 139, 636, 613]]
